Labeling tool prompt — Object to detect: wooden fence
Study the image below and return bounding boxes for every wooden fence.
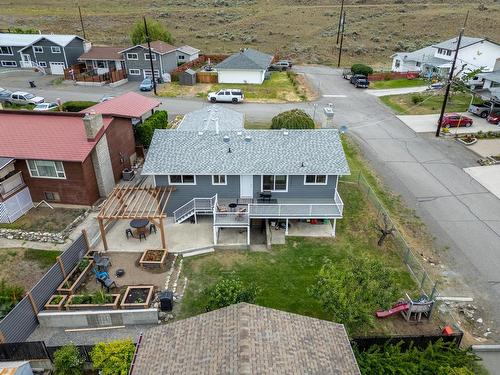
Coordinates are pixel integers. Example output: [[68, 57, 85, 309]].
[[64, 67, 127, 84], [196, 72, 219, 84]]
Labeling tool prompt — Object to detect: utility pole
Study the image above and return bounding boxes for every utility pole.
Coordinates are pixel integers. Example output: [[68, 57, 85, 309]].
[[143, 17, 157, 95], [336, 0, 345, 45], [78, 6, 86, 40], [435, 11, 468, 137], [337, 11, 346, 68]]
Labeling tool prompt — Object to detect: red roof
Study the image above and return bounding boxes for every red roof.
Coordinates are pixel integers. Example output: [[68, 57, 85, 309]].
[[0, 111, 113, 162], [83, 92, 161, 118]]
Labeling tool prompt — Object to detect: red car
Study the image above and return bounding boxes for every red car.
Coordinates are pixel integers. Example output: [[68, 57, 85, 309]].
[[487, 111, 500, 125], [439, 113, 473, 128]]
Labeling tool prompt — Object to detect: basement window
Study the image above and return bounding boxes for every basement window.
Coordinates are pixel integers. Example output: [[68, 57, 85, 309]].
[[304, 175, 328, 185], [44, 191, 61, 202]]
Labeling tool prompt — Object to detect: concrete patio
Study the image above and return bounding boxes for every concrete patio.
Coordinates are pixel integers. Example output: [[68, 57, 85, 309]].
[[287, 220, 334, 237], [397, 113, 494, 134]]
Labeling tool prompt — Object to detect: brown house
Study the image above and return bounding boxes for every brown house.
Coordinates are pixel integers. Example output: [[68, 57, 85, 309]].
[[0, 110, 136, 222]]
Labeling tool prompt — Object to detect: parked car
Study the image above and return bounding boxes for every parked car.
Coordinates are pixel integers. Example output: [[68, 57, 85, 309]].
[[350, 74, 367, 84], [354, 77, 370, 88], [33, 102, 59, 111], [342, 69, 353, 80], [468, 101, 500, 118], [269, 60, 292, 71], [487, 111, 500, 125], [139, 78, 154, 91], [100, 95, 115, 102], [428, 82, 444, 90], [207, 89, 244, 104], [7, 91, 44, 105], [0, 88, 12, 103], [466, 76, 484, 89], [203, 65, 214, 72], [439, 113, 473, 128]]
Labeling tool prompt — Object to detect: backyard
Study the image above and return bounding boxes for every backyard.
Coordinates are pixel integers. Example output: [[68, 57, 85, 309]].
[[379, 92, 479, 115], [370, 78, 428, 90], [0, 206, 85, 232]]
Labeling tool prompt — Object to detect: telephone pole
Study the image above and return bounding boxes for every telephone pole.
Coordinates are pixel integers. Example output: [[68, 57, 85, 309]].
[[143, 17, 157, 95], [337, 11, 346, 68], [336, 0, 345, 45], [78, 6, 86, 39], [435, 11, 469, 137]]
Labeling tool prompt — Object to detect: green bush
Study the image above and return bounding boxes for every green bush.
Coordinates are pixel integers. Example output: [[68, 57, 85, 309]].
[[90, 338, 135, 375], [411, 94, 425, 104], [62, 101, 98, 112], [351, 64, 374, 76], [130, 18, 173, 45], [136, 110, 169, 147], [205, 275, 258, 311], [271, 109, 315, 129], [0, 279, 24, 319], [53, 343, 84, 375]]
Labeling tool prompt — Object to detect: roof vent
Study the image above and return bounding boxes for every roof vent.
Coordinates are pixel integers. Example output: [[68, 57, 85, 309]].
[[244, 135, 252, 142], [228, 147, 232, 153], [237, 131, 243, 136], [198, 131, 204, 136], [283, 130, 289, 136], [301, 162, 305, 168], [223, 135, 230, 143]]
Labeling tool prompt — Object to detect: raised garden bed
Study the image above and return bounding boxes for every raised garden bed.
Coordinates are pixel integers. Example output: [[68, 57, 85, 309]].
[[83, 249, 98, 260], [139, 249, 168, 269], [456, 135, 477, 146], [120, 286, 154, 309], [66, 292, 120, 311], [44, 294, 67, 311], [56, 259, 94, 295]]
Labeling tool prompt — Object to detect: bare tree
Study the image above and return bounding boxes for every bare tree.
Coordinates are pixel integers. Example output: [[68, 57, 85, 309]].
[[377, 213, 395, 246]]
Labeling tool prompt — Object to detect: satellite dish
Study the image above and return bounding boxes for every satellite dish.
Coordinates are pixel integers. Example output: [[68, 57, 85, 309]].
[[339, 125, 348, 134]]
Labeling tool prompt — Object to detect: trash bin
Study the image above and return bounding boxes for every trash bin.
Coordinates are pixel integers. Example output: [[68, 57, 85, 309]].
[[159, 291, 173, 312], [29, 81, 36, 88]]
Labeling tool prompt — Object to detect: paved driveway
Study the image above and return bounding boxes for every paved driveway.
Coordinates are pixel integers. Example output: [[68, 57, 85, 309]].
[[464, 165, 500, 200], [397, 113, 496, 134]]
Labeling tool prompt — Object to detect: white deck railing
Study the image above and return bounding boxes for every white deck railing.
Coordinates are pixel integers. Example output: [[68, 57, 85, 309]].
[[173, 195, 216, 223]]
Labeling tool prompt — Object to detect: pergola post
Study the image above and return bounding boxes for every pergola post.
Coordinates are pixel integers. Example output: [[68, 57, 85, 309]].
[[159, 217, 167, 249], [98, 217, 108, 251]]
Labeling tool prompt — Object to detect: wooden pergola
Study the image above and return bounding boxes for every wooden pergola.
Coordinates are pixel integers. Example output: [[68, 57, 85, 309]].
[[97, 185, 173, 251]]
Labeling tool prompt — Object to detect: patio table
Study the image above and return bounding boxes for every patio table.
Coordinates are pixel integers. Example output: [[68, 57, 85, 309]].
[[130, 219, 150, 238]]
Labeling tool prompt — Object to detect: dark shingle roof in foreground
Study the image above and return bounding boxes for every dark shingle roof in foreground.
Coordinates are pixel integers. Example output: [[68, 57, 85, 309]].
[[216, 48, 273, 70], [131, 303, 360, 375], [142, 129, 350, 176]]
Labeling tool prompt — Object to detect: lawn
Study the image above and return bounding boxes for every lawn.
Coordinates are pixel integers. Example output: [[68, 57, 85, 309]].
[[379, 92, 478, 115], [157, 82, 211, 98], [0, 207, 85, 233], [370, 78, 428, 90]]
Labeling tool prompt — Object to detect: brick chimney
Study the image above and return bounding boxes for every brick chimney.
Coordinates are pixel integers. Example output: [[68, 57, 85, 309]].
[[83, 112, 104, 141]]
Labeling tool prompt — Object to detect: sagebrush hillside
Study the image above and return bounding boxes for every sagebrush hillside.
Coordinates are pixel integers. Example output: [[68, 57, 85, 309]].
[[1, 0, 499, 68]]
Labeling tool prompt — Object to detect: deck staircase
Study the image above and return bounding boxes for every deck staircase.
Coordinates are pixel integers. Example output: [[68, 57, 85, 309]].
[[173, 195, 216, 223]]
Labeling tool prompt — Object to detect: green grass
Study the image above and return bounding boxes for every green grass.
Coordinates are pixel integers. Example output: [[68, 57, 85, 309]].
[[379, 92, 478, 115], [2, 103, 35, 110], [0, 207, 85, 233], [244, 121, 271, 129], [24, 249, 61, 267], [370, 78, 428, 90]]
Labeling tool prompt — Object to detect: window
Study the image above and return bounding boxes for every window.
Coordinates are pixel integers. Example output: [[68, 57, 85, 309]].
[[212, 175, 227, 185], [304, 175, 328, 185], [416, 61, 421, 67], [144, 53, 156, 61], [26, 160, 66, 179], [44, 191, 60, 202], [143, 69, 160, 78], [1, 61, 17, 67], [38, 61, 47, 67], [168, 175, 196, 185], [178, 55, 185, 60], [394, 59, 400, 68], [92, 60, 107, 69], [51, 46, 61, 53], [437, 48, 443, 54], [33, 46, 43, 53], [262, 175, 287, 192], [446, 50, 452, 56], [127, 53, 138, 60], [0, 46, 13, 55], [129, 68, 141, 75]]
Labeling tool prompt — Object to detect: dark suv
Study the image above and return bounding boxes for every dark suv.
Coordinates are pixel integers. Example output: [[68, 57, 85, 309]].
[[354, 77, 369, 88], [350, 74, 367, 84]]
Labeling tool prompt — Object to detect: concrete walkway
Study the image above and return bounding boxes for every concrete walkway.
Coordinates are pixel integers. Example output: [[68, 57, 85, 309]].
[[366, 85, 429, 97], [468, 139, 500, 158], [397, 113, 494, 134], [464, 165, 500, 200]]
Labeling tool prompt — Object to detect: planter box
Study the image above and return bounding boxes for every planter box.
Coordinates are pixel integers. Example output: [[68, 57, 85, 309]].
[[456, 137, 477, 146], [65, 294, 121, 311], [120, 286, 154, 310], [44, 295, 67, 311], [139, 249, 168, 269], [56, 260, 94, 295], [83, 249, 98, 260]]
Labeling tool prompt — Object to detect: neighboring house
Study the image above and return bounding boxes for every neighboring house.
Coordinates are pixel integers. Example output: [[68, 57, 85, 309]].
[[391, 36, 500, 77], [0, 110, 136, 212], [120, 41, 199, 81], [83, 92, 161, 126], [77, 46, 126, 75], [131, 303, 361, 375], [177, 105, 244, 131], [216, 48, 274, 84], [475, 69, 500, 103], [0, 33, 88, 74], [142, 128, 349, 245]]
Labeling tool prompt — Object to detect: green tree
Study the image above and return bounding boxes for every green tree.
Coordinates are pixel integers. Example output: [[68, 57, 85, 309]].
[[90, 338, 135, 375], [11, 27, 39, 34], [309, 255, 399, 334], [130, 18, 173, 45], [271, 109, 315, 129], [205, 275, 257, 311], [351, 64, 374, 76], [53, 343, 84, 375], [136, 110, 169, 147], [0, 279, 24, 319]]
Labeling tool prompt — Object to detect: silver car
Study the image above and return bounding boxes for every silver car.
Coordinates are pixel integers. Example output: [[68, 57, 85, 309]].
[[8, 91, 44, 105], [33, 102, 59, 111]]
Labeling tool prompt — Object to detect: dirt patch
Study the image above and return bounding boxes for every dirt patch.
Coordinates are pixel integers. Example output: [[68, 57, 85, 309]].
[[295, 73, 319, 101], [0, 207, 85, 233]]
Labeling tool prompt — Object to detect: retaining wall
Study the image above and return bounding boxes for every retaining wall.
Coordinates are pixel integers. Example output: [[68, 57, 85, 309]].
[[38, 309, 158, 328]]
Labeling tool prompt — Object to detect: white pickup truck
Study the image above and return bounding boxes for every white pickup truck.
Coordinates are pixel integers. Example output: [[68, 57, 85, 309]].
[[207, 89, 244, 104], [468, 101, 500, 118]]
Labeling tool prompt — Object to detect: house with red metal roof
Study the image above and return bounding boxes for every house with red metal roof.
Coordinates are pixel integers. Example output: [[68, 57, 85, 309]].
[[0, 110, 136, 221]]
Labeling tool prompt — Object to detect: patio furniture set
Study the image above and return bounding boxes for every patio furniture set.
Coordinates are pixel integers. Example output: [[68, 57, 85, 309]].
[[92, 253, 118, 292], [216, 191, 276, 222], [125, 219, 157, 241]]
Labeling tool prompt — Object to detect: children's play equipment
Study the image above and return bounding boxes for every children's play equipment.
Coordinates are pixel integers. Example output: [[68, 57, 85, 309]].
[[376, 294, 434, 322]]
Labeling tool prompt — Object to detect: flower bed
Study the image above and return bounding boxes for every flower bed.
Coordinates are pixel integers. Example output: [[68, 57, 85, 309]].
[[139, 249, 168, 269], [456, 134, 477, 146], [66, 292, 120, 311], [120, 286, 154, 310], [56, 259, 94, 295], [44, 294, 67, 311]]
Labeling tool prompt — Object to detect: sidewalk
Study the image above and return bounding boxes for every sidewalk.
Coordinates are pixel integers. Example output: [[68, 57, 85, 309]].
[[366, 86, 428, 97]]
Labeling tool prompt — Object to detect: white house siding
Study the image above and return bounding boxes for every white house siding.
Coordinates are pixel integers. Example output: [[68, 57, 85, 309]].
[[456, 41, 500, 74], [391, 56, 421, 73], [218, 69, 265, 84]]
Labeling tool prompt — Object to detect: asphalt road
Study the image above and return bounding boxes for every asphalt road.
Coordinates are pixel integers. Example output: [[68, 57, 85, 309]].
[[2, 67, 500, 340]]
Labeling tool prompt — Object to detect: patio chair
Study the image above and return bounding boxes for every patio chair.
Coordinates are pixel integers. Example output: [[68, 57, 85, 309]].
[[217, 204, 228, 213], [92, 267, 109, 283], [139, 232, 146, 241], [149, 224, 157, 234], [235, 207, 247, 221], [93, 253, 111, 271], [97, 276, 117, 292], [125, 228, 134, 239]]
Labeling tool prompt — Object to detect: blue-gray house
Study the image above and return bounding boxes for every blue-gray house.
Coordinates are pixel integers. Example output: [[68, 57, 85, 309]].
[[142, 127, 350, 245]]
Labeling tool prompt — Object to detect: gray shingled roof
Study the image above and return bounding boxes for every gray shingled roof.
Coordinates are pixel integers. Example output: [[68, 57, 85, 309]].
[[131, 303, 360, 375], [432, 36, 485, 50], [142, 129, 350, 176], [0, 157, 13, 170], [177, 105, 244, 131], [478, 70, 500, 83], [393, 46, 448, 67], [217, 48, 273, 70]]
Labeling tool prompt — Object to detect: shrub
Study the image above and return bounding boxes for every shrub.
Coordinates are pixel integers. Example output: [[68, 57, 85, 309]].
[[53, 343, 84, 375], [62, 101, 98, 112], [136, 110, 169, 147], [0, 279, 24, 319], [90, 338, 135, 375], [351, 64, 373, 76], [271, 109, 315, 129], [411, 94, 425, 104], [205, 275, 257, 311], [130, 18, 173, 45]]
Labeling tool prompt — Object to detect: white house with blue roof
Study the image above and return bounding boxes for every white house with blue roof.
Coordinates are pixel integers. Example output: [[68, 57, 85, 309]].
[[142, 128, 349, 245]]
